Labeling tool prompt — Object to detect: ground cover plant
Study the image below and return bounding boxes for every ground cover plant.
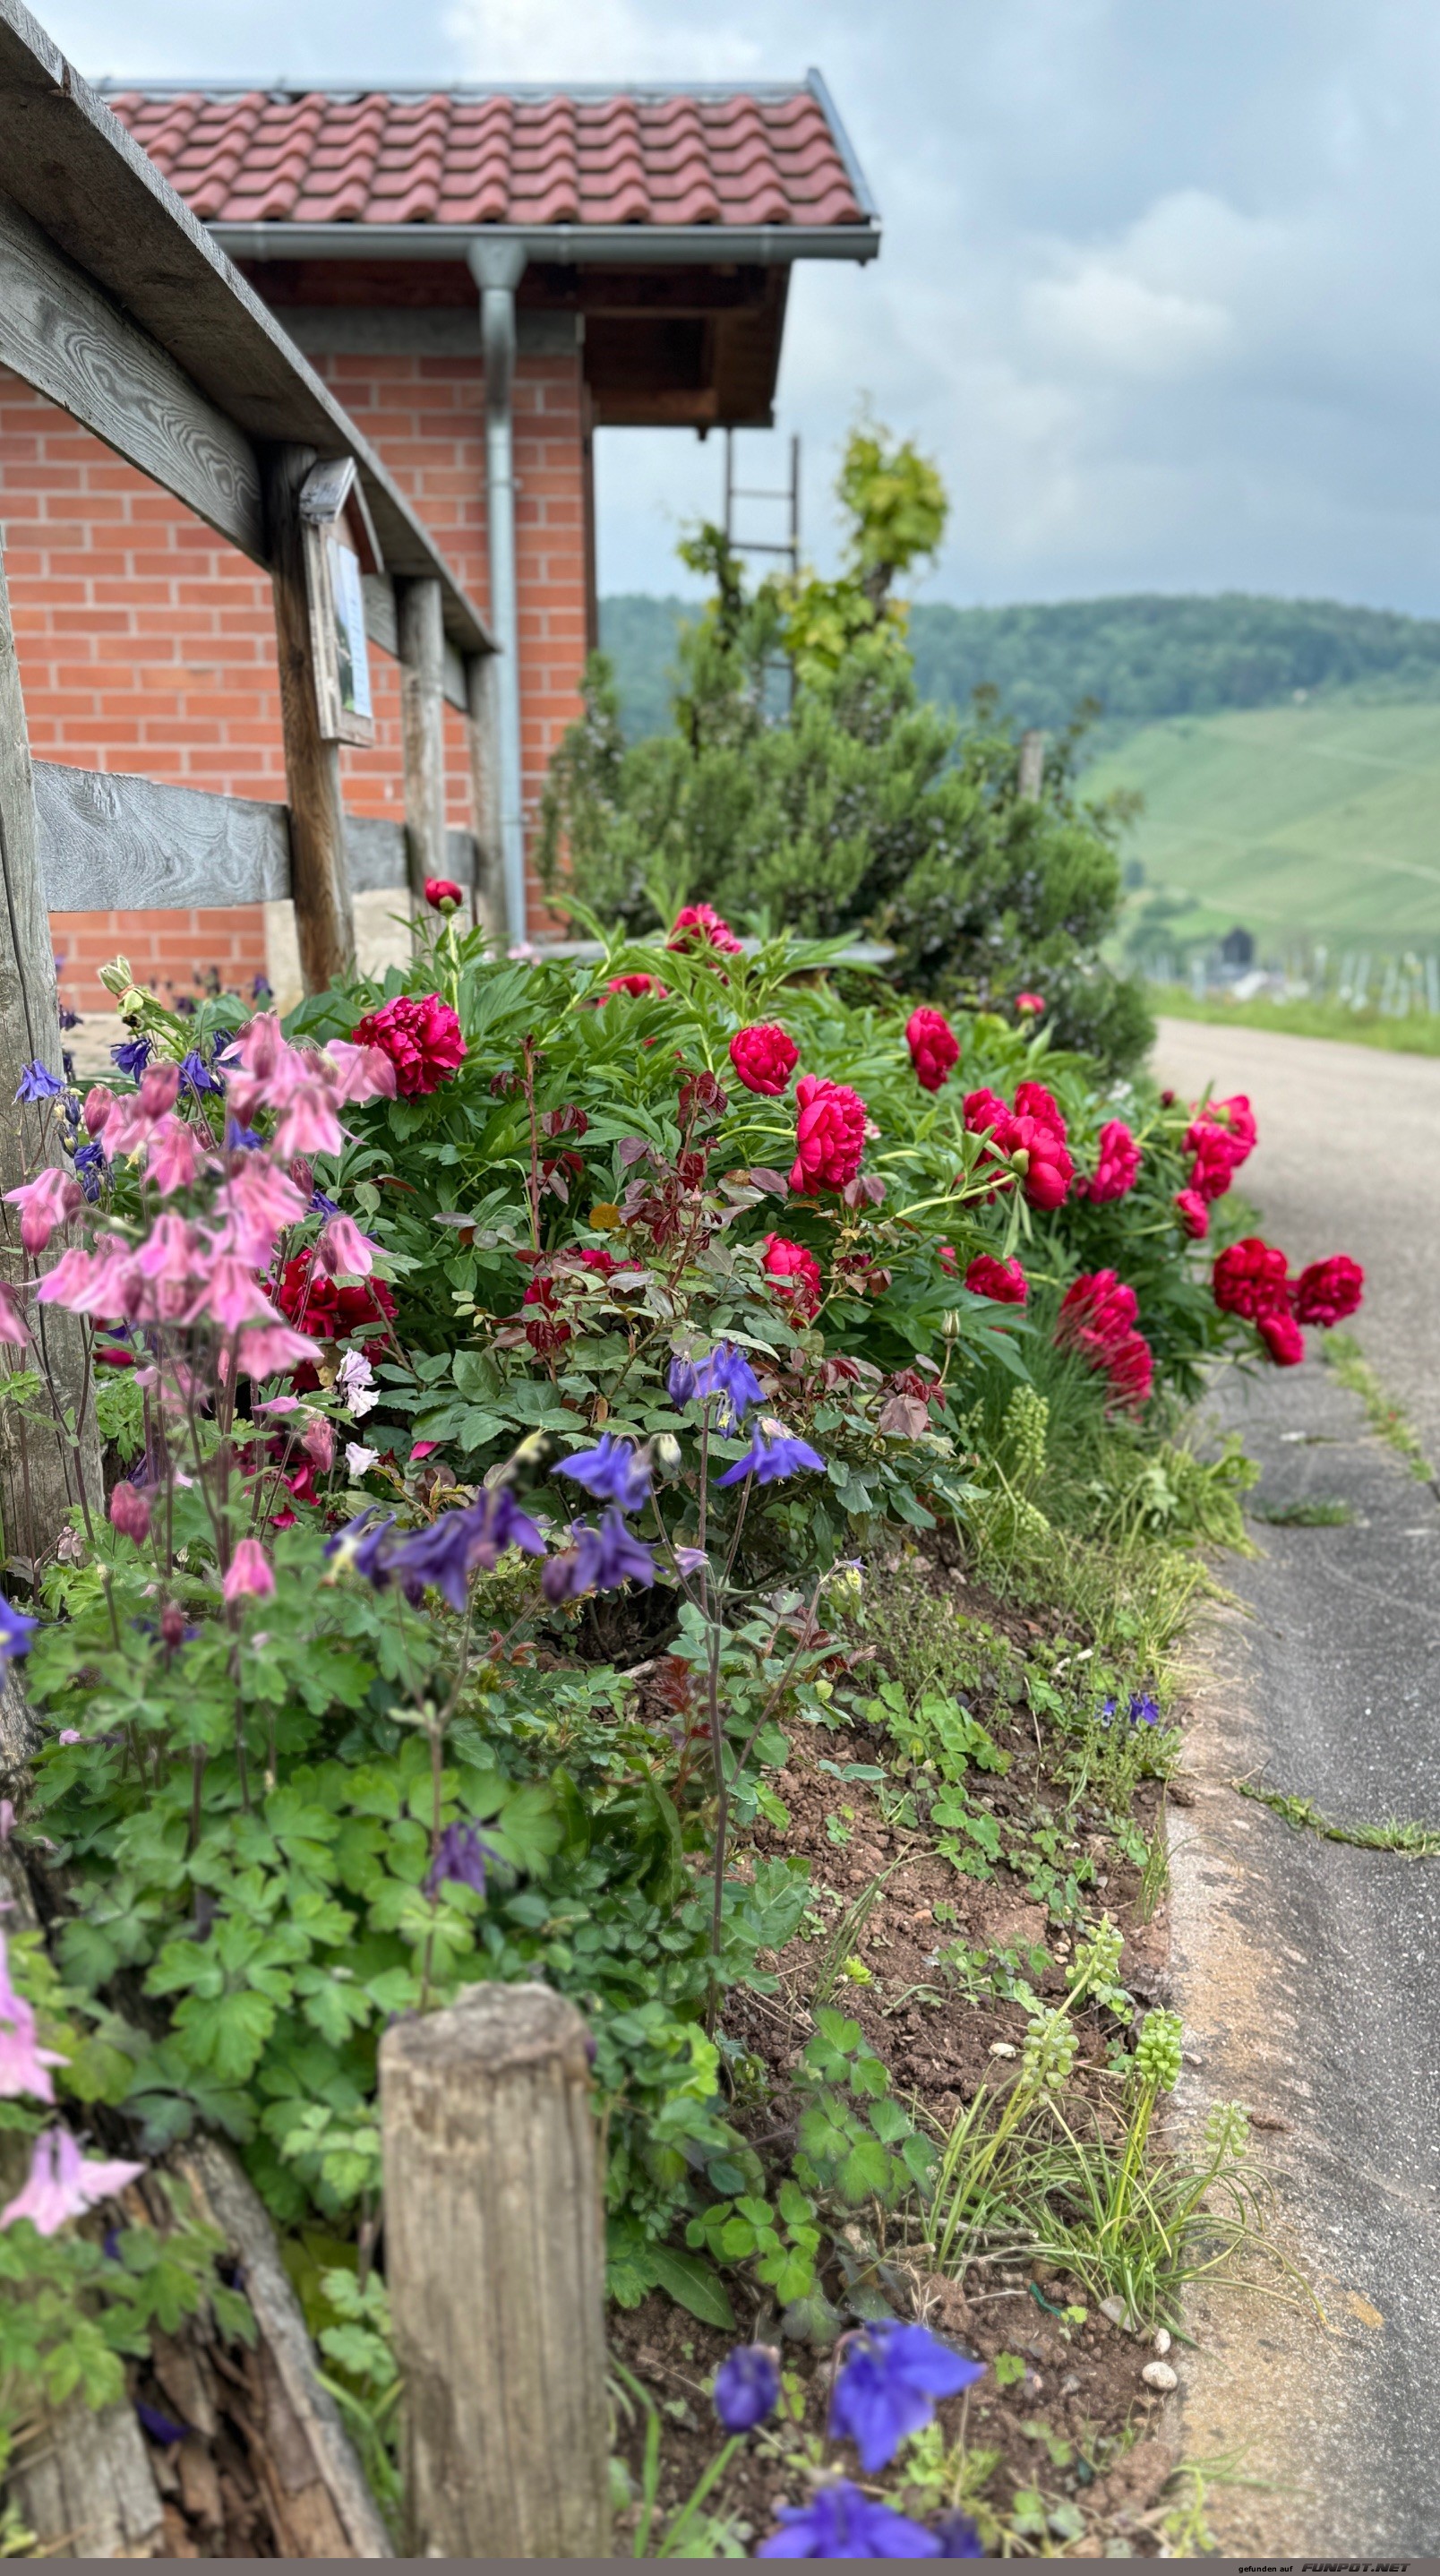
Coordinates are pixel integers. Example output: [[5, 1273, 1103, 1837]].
[[0, 896, 1363, 2553]]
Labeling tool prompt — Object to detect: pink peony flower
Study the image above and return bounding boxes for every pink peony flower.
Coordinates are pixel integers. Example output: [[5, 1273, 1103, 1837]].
[[964, 1088, 1010, 1137], [602, 973, 668, 1000], [352, 995, 467, 1100], [789, 1077, 868, 1195], [667, 904, 743, 957], [0, 1932, 67, 2103], [424, 877, 463, 912], [964, 1253, 1028, 1304], [729, 1024, 799, 1097], [1016, 992, 1046, 1016], [1013, 1080, 1067, 1140], [222, 1538, 275, 1602], [1, 2125, 143, 2235], [1290, 1255, 1364, 1328], [1211, 1093, 1257, 1164], [1007, 1112, 1074, 1212], [1082, 1119, 1142, 1203], [1058, 1269, 1139, 1348], [1174, 1188, 1210, 1241], [905, 1008, 960, 1093], [762, 1232, 823, 1318], [108, 1481, 150, 1542], [1213, 1237, 1290, 1322], [1185, 1118, 1243, 1205]]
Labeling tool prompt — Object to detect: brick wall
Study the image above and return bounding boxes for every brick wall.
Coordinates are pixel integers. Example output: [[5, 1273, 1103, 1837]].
[[0, 344, 588, 1006]]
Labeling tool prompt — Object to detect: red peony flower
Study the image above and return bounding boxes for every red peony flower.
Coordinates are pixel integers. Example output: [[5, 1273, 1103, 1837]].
[[763, 1232, 823, 1317], [424, 878, 463, 913], [730, 1023, 799, 1097], [1185, 1118, 1242, 1204], [1291, 1254, 1364, 1327], [278, 1250, 397, 1341], [1105, 1329, 1155, 1409], [1007, 1112, 1074, 1211], [964, 1087, 1011, 1135], [1212, 1236, 1291, 1320], [602, 972, 668, 1000], [1082, 1118, 1142, 1203], [905, 1007, 960, 1093], [1058, 1268, 1140, 1348], [1174, 1187, 1210, 1241], [1258, 1309, 1305, 1367], [352, 993, 466, 1099], [668, 904, 743, 957], [964, 1253, 1028, 1305], [1212, 1094, 1257, 1164], [1014, 1079, 1067, 1140], [1016, 992, 1046, 1016], [790, 1076, 868, 1195]]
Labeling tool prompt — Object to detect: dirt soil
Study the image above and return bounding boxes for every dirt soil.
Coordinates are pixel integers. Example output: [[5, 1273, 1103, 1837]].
[[610, 1557, 1190, 2558]]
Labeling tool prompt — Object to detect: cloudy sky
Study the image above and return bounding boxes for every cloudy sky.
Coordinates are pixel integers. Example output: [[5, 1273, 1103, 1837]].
[[46, 0, 1440, 612]]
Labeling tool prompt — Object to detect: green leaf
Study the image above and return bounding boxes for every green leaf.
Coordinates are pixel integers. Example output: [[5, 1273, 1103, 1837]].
[[836, 2135, 893, 2204], [647, 2245, 735, 2331], [170, 1988, 276, 2083]]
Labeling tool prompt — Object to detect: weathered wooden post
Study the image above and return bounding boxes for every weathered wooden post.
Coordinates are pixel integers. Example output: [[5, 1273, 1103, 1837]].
[[465, 649, 507, 943], [380, 1982, 610, 2559], [397, 575, 446, 916], [264, 443, 356, 993], [0, 532, 100, 1564], [1017, 727, 1046, 802]]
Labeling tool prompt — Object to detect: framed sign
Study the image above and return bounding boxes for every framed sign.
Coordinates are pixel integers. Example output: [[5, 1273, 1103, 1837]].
[[299, 456, 382, 747]]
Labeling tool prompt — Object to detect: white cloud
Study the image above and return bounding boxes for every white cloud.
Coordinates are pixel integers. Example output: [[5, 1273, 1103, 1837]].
[[443, 0, 759, 82], [1026, 262, 1233, 381]]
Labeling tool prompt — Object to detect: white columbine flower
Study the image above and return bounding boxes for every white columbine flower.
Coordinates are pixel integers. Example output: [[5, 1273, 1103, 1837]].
[[336, 1350, 378, 1418], [345, 1441, 379, 1480]]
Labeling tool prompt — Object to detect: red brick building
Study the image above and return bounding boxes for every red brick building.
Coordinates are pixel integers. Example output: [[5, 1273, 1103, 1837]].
[[0, 77, 878, 1003]]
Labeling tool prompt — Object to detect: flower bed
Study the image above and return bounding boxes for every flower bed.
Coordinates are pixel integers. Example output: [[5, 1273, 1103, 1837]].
[[0, 909, 1358, 2552]]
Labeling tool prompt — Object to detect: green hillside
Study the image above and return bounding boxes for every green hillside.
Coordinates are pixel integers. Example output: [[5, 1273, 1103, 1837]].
[[599, 589, 1440, 743], [1091, 692, 1440, 950]]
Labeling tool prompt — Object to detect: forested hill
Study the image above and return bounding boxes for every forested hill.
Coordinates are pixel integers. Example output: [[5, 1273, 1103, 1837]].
[[599, 590, 1440, 743]]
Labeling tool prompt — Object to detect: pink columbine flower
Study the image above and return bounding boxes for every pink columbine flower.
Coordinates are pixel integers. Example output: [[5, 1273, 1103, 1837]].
[[138, 1062, 181, 1120], [212, 1162, 308, 1267], [222, 1538, 275, 1602], [0, 1931, 67, 2103], [5, 1167, 81, 1256], [301, 1417, 335, 1472], [237, 1325, 323, 1377], [143, 1115, 203, 1198], [1, 2125, 144, 2235], [323, 1039, 398, 1106], [317, 1212, 375, 1278], [108, 1481, 150, 1542], [82, 1086, 114, 1139], [189, 1258, 282, 1335], [273, 1083, 345, 1162], [0, 1282, 29, 1350]]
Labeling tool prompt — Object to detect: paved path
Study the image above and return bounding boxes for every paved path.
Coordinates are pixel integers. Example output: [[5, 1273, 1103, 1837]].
[[1150, 1020, 1440, 2553]]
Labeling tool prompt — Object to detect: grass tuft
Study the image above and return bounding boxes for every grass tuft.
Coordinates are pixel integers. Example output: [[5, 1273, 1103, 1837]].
[[1320, 1332, 1434, 1481], [1235, 1778, 1440, 1856], [1248, 1497, 1354, 1527]]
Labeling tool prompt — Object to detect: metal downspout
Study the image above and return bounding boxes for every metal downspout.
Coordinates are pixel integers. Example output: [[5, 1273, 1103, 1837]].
[[467, 240, 527, 944]]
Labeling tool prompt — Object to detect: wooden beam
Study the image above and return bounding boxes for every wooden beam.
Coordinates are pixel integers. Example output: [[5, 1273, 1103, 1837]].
[[0, 186, 264, 560], [0, 533, 101, 1563], [465, 654, 506, 942], [264, 444, 354, 993], [398, 578, 446, 908], [363, 576, 469, 715], [380, 1983, 609, 2558]]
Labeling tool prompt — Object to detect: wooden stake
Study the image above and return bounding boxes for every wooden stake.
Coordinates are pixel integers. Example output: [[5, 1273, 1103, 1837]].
[[265, 444, 355, 993], [1017, 728, 1046, 802], [0, 530, 99, 1565], [380, 1982, 610, 2559], [398, 577, 446, 915], [465, 650, 507, 942]]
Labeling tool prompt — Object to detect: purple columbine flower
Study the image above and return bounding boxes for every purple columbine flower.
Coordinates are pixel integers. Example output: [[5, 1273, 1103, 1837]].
[[310, 1188, 339, 1218], [933, 2513, 986, 2557], [0, 1594, 39, 1667], [715, 1429, 827, 1489], [1129, 1691, 1161, 1727], [542, 1507, 656, 1604], [252, 975, 273, 1003], [134, 2400, 186, 2449], [58, 1005, 81, 1033], [828, 2323, 987, 2474], [387, 1488, 546, 1613], [14, 1061, 63, 1103], [111, 1035, 152, 1079], [668, 1342, 764, 1422], [324, 1506, 399, 1586], [756, 2479, 940, 2559], [72, 1140, 105, 1202], [226, 1120, 262, 1152], [180, 1050, 224, 1098], [424, 1819, 501, 1901], [713, 2344, 780, 2432], [556, 1434, 652, 1515]]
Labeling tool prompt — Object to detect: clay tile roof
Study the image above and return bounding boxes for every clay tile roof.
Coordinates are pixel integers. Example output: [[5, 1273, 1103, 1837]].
[[106, 82, 870, 232]]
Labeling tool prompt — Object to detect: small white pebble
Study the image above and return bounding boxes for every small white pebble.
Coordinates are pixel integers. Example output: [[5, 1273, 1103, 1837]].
[[1099, 2296, 1127, 2327], [989, 2039, 1017, 2058], [1153, 2328, 1171, 2356], [1142, 2361, 1179, 2392]]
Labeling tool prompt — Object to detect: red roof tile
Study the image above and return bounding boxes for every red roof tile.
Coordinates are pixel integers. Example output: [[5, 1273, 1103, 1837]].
[[106, 85, 868, 231]]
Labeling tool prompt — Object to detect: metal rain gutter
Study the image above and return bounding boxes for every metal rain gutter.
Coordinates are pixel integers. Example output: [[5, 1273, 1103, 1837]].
[[210, 219, 879, 266], [467, 238, 527, 946]]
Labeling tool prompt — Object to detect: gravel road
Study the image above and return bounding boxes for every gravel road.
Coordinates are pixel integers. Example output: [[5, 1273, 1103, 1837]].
[[1149, 1018, 1440, 2554]]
